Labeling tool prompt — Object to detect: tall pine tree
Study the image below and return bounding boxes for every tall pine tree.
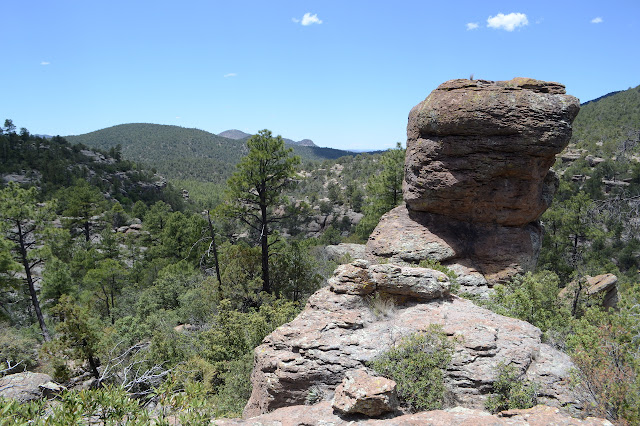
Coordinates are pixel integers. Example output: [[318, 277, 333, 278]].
[[223, 130, 300, 294]]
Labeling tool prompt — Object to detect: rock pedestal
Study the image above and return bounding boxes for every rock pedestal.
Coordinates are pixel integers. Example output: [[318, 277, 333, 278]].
[[243, 262, 584, 418]]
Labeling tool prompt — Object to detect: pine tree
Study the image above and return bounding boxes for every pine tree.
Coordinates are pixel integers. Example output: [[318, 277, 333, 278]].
[[0, 183, 56, 341], [223, 130, 300, 294]]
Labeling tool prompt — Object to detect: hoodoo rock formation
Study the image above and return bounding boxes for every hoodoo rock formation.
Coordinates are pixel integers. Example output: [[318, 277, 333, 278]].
[[367, 78, 580, 294], [241, 79, 587, 423]]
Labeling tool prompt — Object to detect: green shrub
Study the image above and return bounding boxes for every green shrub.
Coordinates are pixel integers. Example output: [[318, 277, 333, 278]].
[[369, 325, 454, 411], [485, 362, 538, 413]]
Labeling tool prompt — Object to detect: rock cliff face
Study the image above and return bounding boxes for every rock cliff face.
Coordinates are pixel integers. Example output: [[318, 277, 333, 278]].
[[367, 78, 579, 292]]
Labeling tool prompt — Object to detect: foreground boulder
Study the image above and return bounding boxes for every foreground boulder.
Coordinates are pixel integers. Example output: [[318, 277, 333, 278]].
[[332, 369, 398, 416], [222, 402, 611, 425], [243, 262, 583, 418], [0, 372, 58, 403]]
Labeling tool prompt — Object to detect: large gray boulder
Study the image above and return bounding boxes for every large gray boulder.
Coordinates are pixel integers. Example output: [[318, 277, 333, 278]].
[[0, 372, 56, 403]]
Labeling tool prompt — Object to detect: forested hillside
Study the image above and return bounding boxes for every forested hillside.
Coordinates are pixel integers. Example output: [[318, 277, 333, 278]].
[[66, 124, 357, 184], [570, 84, 640, 158]]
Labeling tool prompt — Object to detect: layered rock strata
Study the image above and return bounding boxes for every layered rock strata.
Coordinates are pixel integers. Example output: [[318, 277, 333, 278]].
[[244, 262, 583, 418], [367, 78, 579, 291]]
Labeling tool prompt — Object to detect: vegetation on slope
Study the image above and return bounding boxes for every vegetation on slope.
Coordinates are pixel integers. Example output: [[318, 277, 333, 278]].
[[66, 123, 357, 184]]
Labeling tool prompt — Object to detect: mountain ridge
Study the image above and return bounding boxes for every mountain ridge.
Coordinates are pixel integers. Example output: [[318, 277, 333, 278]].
[[66, 123, 355, 183]]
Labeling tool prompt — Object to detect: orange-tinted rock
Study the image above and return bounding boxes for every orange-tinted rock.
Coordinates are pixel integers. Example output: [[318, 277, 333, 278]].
[[332, 369, 398, 416], [404, 78, 579, 226]]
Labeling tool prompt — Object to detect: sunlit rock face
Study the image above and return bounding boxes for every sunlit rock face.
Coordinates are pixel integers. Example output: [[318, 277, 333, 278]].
[[404, 78, 580, 226], [367, 78, 579, 292]]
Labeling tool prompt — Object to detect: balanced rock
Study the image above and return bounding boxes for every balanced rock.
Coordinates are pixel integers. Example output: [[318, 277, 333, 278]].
[[404, 78, 580, 226], [243, 263, 584, 418], [332, 369, 399, 417], [367, 78, 579, 291]]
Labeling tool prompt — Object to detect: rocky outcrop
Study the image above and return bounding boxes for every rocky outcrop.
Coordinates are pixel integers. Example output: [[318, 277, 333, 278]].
[[332, 369, 398, 416], [0, 372, 58, 403], [559, 274, 619, 309], [242, 78, 586, 424], [243, 262, 584, 418], [404, 78, 579, 226], [223, 403, 612, 425], [365, 205, 542, 294], [367, 78, 579, 291]]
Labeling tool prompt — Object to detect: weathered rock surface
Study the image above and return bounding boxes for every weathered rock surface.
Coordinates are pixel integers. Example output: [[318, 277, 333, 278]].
[[0, 372, 56, 403], [324, 243, 367, 262], [585, 274, 618, 308], [366, 205, 542, 291], [559, 274, 619, 309], [332, 369, 399, 416], [222, 402, 611, 425], [328, 259, 450, 300], [365, 78, 579, 291], [243, 264, 583, 418], [404, 78, 580, 226]]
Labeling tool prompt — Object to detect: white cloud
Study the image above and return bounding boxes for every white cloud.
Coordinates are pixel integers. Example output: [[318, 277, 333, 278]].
[[591, 17, 603, 24], [223, 73, 237, 78], [40, 61, 50, 65], [487, 12, 528, 31], [466, 22, 479, 30], [294, 12, 322, 26]]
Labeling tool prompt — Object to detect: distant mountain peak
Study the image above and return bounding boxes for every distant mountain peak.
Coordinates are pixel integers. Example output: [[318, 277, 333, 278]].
[[219, 129, 317, 147], [283, 138, 317, 147], [218, 129, 251, 140]]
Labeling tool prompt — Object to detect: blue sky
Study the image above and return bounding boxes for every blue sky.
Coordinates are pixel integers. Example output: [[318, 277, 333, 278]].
[[2, 1, 639, 150]]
